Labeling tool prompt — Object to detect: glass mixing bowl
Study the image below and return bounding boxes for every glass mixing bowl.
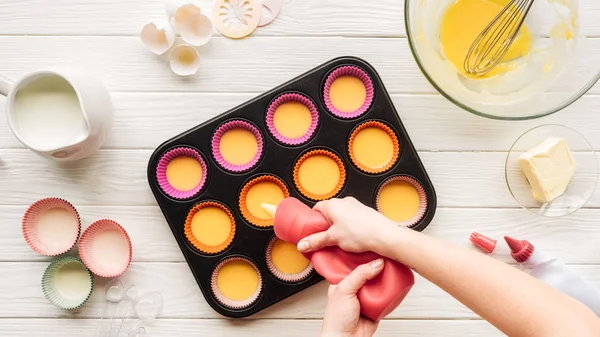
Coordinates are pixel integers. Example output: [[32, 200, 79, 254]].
[[405, 0, 600, 120]]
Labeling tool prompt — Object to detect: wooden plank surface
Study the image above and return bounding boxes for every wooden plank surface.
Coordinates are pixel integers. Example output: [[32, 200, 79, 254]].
[[1, 262, 599, 320], [2, 0, 600, 335], [0, 319, 504, 336], [0, 0, 598, 37], [0, 92, 598, 151], [0, 37, 598, 94]]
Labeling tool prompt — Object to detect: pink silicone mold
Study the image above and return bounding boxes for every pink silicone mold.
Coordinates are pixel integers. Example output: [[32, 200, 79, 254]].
[[266, 93, 319, 146], [323, 66, 374, 119], [211, 120, 264, 173], [156, 147, 208, 200]]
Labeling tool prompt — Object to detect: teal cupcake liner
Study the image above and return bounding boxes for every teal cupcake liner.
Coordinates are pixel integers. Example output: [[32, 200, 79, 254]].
[[42, 256, 95, 310]]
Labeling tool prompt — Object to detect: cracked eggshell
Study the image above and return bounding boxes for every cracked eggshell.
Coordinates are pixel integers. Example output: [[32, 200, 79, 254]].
[[165, 0, 197, 19], [180, 12, 213, 46], [169, 44, 200, 76], [141, 20, 176, 55]]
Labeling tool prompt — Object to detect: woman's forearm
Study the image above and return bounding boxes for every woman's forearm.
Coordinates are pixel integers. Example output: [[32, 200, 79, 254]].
[[373, 226, 600, 336]]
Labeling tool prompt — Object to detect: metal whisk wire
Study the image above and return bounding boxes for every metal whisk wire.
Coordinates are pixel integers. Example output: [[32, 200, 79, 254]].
[[464, 0, 535, 76]]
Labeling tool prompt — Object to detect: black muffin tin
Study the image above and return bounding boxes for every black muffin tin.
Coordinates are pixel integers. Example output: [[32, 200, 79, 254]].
[[147, 56, 437, 318]]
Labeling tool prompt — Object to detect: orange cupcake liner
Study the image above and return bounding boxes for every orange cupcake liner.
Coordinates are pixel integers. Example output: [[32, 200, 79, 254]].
[[348, 121, 400, 175], [293, 149, 346, 201], [210, 256, 263, 310], [239, 175, 290, 228], [265, 237, 314, 283], [79, 219, 132, 278], [184, 201, 236, 255], [375, 176, 428, 228]]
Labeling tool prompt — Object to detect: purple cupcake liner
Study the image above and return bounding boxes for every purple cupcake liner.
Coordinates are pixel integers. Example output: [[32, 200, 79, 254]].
[[323, 66, 374, 119], [156, 147, 208, 200], [211, 120, 264, 173], [266, 93, 319, 146]]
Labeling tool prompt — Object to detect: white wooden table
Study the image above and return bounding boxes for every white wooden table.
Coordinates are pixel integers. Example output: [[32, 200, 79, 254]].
[[1, 0, 600, 335]]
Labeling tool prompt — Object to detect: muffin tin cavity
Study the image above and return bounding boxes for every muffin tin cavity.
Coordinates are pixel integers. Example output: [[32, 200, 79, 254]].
[[156, 147, 208, 200], [211, 256, 262, 310], [349, 121, 400, 174], [184, 201, 236, 255], [266, 93, 319, 146], [323, 65, 374, 119], [240, 175, 290, 228], [212, 120, 264, 173], [376, 176, 428, 228], [147, 56, 437, 318], [293, 149, 346, 201], [266, 237, 314, 283]]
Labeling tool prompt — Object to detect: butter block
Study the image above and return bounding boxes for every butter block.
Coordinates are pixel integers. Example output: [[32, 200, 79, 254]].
[[518, 137, 575, 203]]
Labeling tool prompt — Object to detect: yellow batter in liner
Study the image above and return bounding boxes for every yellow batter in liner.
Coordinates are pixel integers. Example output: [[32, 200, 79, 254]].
[[440, 0, 532, 78], [329, 76, 367, 113], [270, 239, 310, 276], [273, 102, 313, 139], [185, 203, 235, 254], [241, 176, 289, 227], [216, 260, 260, 301], [378, 181, 422, 222], [219, 128, 258, 165], [166, 157, 203, 191], [294, 150, 345, 200], [350, 122, 399, 173]]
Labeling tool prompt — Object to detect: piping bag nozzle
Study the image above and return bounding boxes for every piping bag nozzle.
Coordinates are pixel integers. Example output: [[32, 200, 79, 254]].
[[470, 232, 497, 254], [505, 236, 535, 263]]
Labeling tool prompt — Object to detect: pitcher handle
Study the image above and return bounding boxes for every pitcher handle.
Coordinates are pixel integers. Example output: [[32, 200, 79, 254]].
[[0, 74, 13, 97]]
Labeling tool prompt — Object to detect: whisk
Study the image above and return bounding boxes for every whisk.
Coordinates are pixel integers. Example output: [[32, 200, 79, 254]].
[[464, 0, 535, 76]]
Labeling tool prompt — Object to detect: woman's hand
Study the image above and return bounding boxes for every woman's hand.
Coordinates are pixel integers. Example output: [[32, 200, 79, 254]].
[[297, 197, 398, 255], [321, 259, 384, 337]]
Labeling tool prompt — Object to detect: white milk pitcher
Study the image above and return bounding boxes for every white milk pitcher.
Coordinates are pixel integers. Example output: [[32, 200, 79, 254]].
[[0, 69, 113, 161]]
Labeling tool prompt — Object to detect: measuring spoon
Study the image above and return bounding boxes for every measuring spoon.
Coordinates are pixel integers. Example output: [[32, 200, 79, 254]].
[[111, 285, 139, 337], [94, 279, 125, 337], [128, 291, 164, 337]]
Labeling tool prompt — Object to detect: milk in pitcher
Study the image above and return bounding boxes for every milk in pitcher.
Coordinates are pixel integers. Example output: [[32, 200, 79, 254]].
[[12, 74, 89, 151]]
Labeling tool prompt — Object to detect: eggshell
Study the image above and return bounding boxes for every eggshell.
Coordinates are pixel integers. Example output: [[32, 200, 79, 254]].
[[141, 20, 176, 55], [169, 44, 200, 76], [179, 12, 213, 46]]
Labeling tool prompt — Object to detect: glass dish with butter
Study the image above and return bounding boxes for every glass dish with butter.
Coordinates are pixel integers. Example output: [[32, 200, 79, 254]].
[[505, 125, 599, 217]]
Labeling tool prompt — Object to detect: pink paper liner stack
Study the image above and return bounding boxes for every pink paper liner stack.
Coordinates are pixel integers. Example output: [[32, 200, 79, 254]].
[[79, 219, 132, 278], [22, 198, 81, 256], [211, 256, 263, 309], [211, 120, 264, 173], [266, 93, 319, 146], [265, 237, 314, 283], [323, 66, 374, 119], [156, 147, 208, 200], [375, 176, 428, 229]]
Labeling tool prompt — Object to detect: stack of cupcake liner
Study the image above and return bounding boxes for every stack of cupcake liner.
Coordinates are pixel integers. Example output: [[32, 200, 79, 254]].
[[22, 197, 133, 310]]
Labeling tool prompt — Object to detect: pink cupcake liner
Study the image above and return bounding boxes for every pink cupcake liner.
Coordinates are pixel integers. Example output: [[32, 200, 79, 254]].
[[211, 120, 264, 173], [266, 93, 319, 146], [266, 237, 314, 283], [79, 219, 132, 278], [375, 176, 428, 228], [211, 257, 263, 309], [156, 147, 208, 200], [22, 198, 81, 256], [323, 66, 374, 119]]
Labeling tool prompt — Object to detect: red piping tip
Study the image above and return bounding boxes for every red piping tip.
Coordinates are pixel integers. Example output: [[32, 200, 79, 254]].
[[470, 232, 497, 254], [504, 236, 534, 263], [505, 236, 524, 252]]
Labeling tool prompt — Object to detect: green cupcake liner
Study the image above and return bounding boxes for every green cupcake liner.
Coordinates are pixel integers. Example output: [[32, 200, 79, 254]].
[[42, 256, 95, 310]]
